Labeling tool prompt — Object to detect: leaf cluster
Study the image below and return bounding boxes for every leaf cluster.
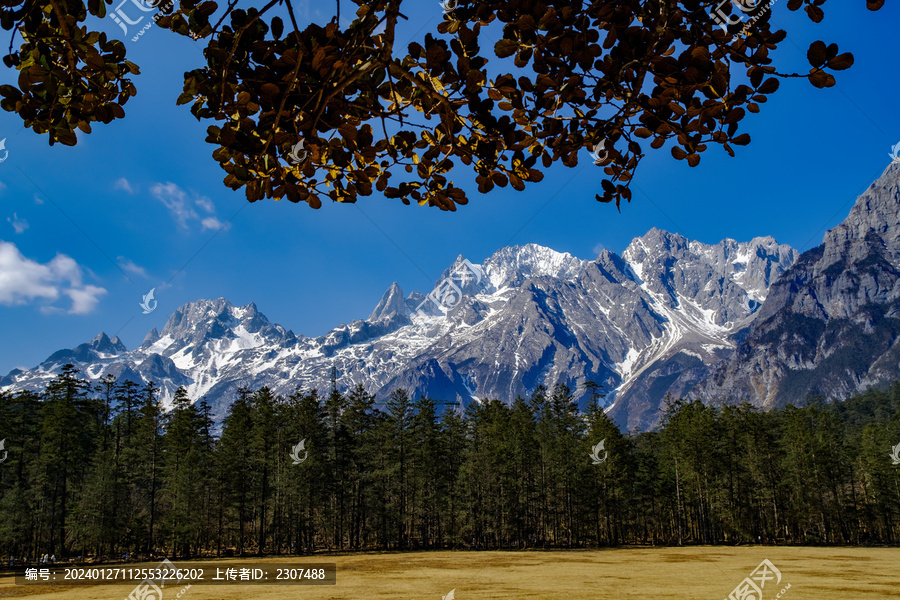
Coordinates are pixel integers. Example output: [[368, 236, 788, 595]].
[[0, 0, 882, 207]]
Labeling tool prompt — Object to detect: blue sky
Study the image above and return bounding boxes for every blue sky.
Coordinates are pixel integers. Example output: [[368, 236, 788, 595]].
[[0, 1, 897, 374]]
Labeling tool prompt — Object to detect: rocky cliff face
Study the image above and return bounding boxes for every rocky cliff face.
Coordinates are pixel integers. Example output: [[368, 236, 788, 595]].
[[684, 162, 900, 408], [1, 235, 798, 430], [604, 229, 798, 428]]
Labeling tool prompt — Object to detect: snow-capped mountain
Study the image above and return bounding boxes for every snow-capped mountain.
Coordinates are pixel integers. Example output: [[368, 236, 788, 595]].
[[1, 235, 797, 430]]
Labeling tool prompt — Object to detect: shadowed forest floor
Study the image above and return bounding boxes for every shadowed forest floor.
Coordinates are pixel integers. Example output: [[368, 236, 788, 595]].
[[1, 547, 898, 599]]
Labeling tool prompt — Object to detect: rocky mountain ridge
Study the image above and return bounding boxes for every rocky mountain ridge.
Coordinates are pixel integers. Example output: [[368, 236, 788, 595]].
[[2, 230, 800, 429], [682, 161, 900, 409]]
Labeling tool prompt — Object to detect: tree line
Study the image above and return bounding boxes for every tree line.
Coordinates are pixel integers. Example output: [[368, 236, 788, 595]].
[[1, 364, 900, 561]]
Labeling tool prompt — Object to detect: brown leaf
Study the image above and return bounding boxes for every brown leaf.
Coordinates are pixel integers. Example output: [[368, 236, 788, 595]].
[[807, 41, 828, 67], [494, 39, 519, 59], [808, 69, 835, 88], [806, 4, 825, 22], [827, 52, 854, 71]]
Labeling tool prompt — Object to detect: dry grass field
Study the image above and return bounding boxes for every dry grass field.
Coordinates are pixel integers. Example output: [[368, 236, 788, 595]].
[[1, 547, 898, 600]]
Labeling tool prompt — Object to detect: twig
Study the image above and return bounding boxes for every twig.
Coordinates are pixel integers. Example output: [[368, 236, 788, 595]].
[[285, 0, 301, 34]]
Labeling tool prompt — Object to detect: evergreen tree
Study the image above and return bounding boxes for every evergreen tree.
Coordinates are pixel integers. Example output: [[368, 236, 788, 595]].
[[161, 386, 210, 557], [38, 365, 97, 557], [4, 374, 900, 557]]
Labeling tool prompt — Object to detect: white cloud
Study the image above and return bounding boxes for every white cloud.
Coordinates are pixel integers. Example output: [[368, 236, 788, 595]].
[[66, 285, 107, 314], [195, 197, 215, 213], [151, 182, 198, 228], [114, 177, 135, 194], [33, 194, 43, 205], [117, 256, 148, 278], [593, 242, 606, 256], [0, 240, 107, 314], [201, 216, 230, 231], [7, 213, 28, 234], [151, 182, 227, 232]]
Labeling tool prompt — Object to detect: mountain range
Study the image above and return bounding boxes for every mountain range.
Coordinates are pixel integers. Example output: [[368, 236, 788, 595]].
[[4, 162, 900, 430]]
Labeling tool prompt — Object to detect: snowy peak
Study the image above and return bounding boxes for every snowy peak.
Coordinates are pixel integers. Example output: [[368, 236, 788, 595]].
[[409, 244, 587, 318], [721, 235, 800, 303], [369, 282, 411, 321], [37, 334, 124, 372], [239, 301, 269, 333], [482, 243, 588, 291], [148, 298, 294, 358], [437, 255, 488, 293], [90, 332, 127, 354], [141, 327, 161, 349], [161, 297, 236, 338], [622, 228, 798, 327], [622, 227, 686, 261]]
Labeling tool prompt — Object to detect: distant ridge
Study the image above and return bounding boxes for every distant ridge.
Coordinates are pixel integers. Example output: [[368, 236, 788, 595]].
[[2, 233, 798, 431]]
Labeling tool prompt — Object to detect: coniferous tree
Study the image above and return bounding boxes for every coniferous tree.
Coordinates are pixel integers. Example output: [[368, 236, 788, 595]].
[[132, 381, 164, 554], [217, 387, 254, 555], [583, 388, 628, 546], [3, 374, 900, 558], [39, 365, 97, 557], [324, 370, 350, 550], [411, 394, 442, 549], [344, 384, 377, 549], [382, 388, 414, 548], [161, 386, 210, 557], [248, 387, 278, 554], [505, 395, 539, 547], [0, 389, 42, 559]]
